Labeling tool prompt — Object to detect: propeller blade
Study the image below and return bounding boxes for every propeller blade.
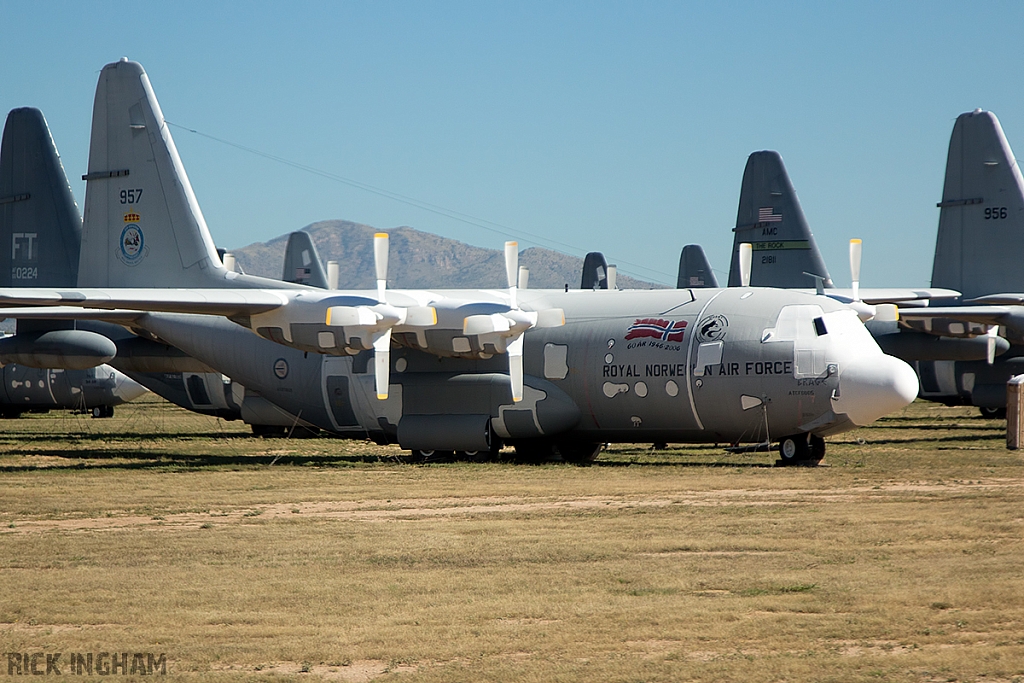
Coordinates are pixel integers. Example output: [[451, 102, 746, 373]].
[[738, 243, 752, 287], [505, 241, 518, 309], [849, 238, 862, 302], [373, 329, 391, 399], [327, 260, 339, 290], [518, 266, 529, 290], [987, 325, 999, 365], [508, 334, 524, 402], [222, 253, 236, 273], [607, 265, 617, 290], [374, 232, 389, 302]]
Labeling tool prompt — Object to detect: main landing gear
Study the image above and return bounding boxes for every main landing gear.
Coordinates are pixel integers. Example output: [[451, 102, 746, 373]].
[[777, 433, 825, 466]]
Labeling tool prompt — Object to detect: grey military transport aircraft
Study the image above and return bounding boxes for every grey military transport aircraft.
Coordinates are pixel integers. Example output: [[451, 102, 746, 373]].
[[0, 59, 924, 464], [0, 107, 146, 417]]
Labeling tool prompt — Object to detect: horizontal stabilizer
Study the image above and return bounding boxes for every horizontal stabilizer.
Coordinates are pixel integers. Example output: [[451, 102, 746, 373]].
[[729, 151, 832, 288], [676, 244, 718, 288], [931, 110, 1024, 299]]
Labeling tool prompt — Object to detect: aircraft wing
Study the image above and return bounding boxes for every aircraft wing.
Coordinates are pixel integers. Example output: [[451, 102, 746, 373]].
[[0, 288, 288, 316], [967, 293, 1024, 305], [0, 307, 146, 323], [896, 305, 1023, 327], [808, 287, 961, 304]]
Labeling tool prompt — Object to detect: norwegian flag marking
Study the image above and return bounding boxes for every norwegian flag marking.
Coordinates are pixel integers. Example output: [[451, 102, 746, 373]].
[[625, 318, 687, 342]]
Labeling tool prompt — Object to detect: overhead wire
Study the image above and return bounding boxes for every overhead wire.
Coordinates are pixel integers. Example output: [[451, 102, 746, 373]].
[[166, 121, 676, 285]]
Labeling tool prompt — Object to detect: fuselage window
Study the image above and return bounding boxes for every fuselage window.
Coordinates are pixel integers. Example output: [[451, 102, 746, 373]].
[[813, 317, 828, 336]]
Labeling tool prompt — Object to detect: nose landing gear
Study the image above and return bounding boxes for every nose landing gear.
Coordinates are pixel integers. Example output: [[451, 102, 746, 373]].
[[777, 433, 825, 466]]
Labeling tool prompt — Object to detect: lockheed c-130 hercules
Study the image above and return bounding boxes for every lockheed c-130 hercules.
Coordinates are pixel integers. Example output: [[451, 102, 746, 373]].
[[0, 59, 928, 464]]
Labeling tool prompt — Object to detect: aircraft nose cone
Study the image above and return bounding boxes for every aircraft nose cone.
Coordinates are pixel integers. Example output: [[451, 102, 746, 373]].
[[111, 369, 149, 403], [834, 355, 919, 427]]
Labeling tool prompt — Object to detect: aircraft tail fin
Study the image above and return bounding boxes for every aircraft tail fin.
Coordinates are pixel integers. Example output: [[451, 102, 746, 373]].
[[0, 108, 82, 288], [79, 59, 226, 288], [676, 244, 718, 288], [282, 231, 328, 288], [728, 151, 832, 288], [580, 252, 609, 289], [931, 110, 1024, 299]]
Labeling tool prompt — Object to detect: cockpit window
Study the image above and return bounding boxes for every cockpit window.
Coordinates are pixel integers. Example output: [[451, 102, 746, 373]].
[[813, 317, 827, 336]]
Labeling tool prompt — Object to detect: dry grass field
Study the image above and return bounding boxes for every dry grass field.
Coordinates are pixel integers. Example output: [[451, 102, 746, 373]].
[[1, 395, 1023, 682]]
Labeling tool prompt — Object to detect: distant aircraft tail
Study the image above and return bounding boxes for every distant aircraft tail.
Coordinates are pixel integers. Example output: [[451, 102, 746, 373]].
[[78, 59, 227, 288], [580, 252, 608, 289], [0, 108, 82, 287], [931, 110, 1024, 300], [676, 244, 718, 288], [282, 231, 328, 288], [728, 151, 832, 288]]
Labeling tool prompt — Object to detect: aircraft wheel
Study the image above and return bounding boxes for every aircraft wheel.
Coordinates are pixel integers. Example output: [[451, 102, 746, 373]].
[[410, 449, 455, 462], [286, 425, 321, 439], [512, 440, 557, 463], [778, 434, 811, 465], [808, 434, 826, 464], [1, 408, 22, 419], [979, 407, 1007, 420], [454, 450, 487, 462], [91, 406, 114, 419], [555, 441, 603, 464], [251, 424, 287, 437]]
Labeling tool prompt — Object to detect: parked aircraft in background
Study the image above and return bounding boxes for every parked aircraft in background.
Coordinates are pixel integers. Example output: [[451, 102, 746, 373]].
[[0, 106, 318, 431], [0, 59, 925, 463], [718, 113, 1024, 416], [0, 107, 145, 417]]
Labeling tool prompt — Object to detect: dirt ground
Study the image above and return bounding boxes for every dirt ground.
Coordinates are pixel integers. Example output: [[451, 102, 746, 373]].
[[1, 397, 1022, 682]]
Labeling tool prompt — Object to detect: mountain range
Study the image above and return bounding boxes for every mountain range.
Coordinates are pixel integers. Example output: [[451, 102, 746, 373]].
[[230, 220, 662, 290]]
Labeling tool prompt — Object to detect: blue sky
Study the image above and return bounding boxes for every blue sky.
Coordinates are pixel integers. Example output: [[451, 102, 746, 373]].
[[2, 1, 1023, 286]]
